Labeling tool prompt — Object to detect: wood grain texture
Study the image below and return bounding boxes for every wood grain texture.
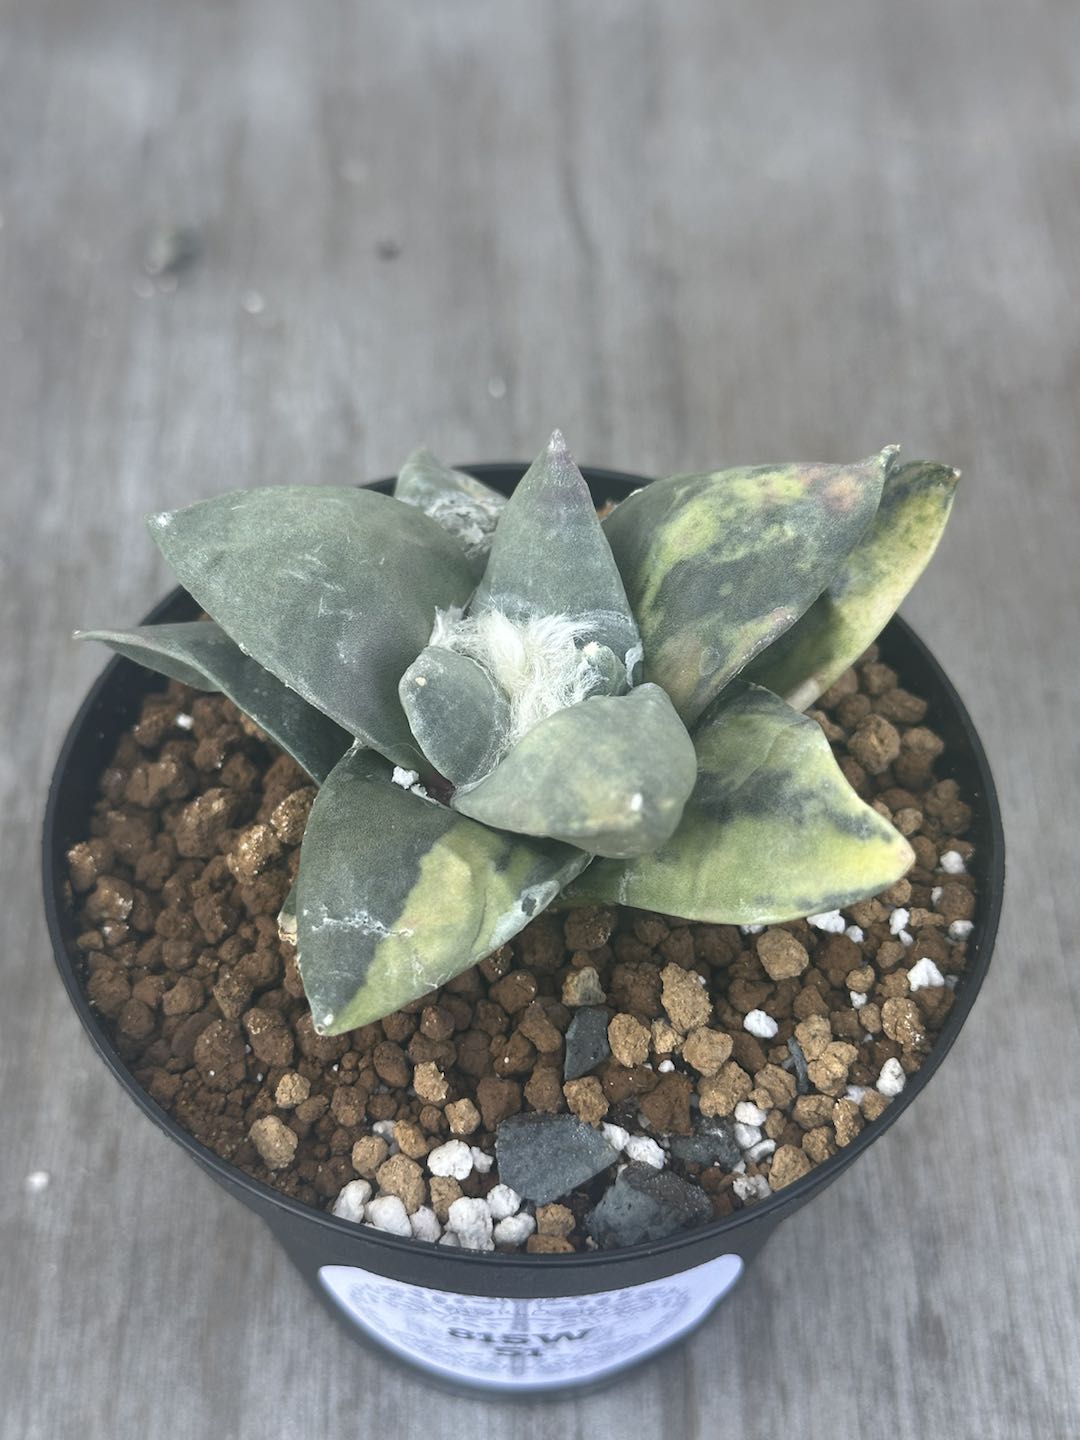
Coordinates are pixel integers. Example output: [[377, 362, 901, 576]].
[[2, 0, 1078, 1435]]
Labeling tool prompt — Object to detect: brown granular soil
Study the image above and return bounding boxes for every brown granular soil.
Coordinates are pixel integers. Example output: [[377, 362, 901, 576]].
[[65, 644, 977, 1250]]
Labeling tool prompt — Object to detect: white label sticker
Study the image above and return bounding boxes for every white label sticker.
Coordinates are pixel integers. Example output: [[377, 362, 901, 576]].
[[319, 1251, 743, 1390]]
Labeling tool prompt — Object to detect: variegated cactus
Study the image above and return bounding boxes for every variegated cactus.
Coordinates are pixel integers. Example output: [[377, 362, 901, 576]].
[[78, 433, 958, 1034]]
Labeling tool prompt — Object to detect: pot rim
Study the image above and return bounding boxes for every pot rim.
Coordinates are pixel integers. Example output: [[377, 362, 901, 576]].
[[42, 461, 1005, 1274]]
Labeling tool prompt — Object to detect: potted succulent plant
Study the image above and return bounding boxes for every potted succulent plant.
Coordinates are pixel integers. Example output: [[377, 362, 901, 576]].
[[46, 433, 1003, 1395]]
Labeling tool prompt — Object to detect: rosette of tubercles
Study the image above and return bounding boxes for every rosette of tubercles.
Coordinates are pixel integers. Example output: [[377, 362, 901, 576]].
[[79, 432, 959, 1033]]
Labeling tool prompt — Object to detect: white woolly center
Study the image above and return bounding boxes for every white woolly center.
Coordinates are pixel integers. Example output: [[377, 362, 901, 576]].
[[430, 607, 603, 749]]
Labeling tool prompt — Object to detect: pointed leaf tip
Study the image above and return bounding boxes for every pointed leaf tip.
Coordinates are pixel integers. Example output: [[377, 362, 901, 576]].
[[394, 448, 506, 571], [744, 457, 960, 707], [76, 622, 352, 782], [471, 437, 640, 664], [604, 452, 889, 725], [453, 684, 697, 858], [569, 682, 914, 923]]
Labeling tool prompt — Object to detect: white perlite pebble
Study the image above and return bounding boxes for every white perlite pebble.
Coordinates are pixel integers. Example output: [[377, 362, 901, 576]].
[[845, 925, 865, 943], [845, 1084, 867, 1105], [470, 1147, 494, 1174], [734, 1101, 768, 1127], [740, 923, 764, 935], [808, 910, 846, 933], [899, 930, 914, 946], [877, 1057, 907, 1097], [625, 1136, 665, 1168], [391, 766, 420, 788], [494, 1213, 537, 1246], [745, 1138, 776, 1164], [175, 712, 193, 730], [907, 957, 946, 991], [733, 1122, 763, 1149], [331, 1179, 373, 1222], [372, 1119, 399, 1149], [427, 1140, 474, 1179], [602, 1123, 630, 1153], [438, 1231, 460, 1247], [939, 849, 966, 874], [447, 1196, 495, 1251], [889, 907, 910, 936], [409, 1206, 442, 1243], [733, 1174, 771, 1203], [657, 1058, 675, 1073], [852, 989, 871, 1010], [931, 885, 944, 904], [365, 1195, 413, 1236], [949, 919, 974, 940], [485, 1184, 521, 1221], [744, 1009, 779, 1040]]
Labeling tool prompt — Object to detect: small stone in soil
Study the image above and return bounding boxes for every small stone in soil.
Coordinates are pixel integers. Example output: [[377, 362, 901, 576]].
[[495, 1113, 619, 1205], [563, 1005, 611, 1080], [669, 1114, 742, 1170], [249, 1115, 298, 1170], [446, 1196, 494, 1251], [586, 1162, 712, 1249], [332, 1179, 372, 1222], [787, 1036, 810, 1094], [365, 1195, 412, 1236], [562, 966, 606, 1007], [756, 928, 810, 981]]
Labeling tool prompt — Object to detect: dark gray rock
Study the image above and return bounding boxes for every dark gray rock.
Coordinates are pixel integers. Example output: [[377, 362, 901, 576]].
[[586, 1163, 713, 1249], [563, 1005, 612, 1081], [669, 1114, 742, 1171], [495, 1113, 619, 1205], [787, 1036, 810, 1093]]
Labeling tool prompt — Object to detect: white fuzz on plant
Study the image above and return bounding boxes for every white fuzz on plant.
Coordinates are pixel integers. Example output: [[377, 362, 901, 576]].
[[429, 607, 606, 748]]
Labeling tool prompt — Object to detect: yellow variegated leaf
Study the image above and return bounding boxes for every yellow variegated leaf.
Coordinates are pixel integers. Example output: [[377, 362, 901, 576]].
[[744, 460, 960, 708], [296, 746, 589, 1034], [604, 451, 894, 724], [568, 682, 913, 923]]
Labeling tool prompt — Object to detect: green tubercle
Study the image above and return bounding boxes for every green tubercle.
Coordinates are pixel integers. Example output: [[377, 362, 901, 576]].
[[604, 450, 895, 725], [744, 460, 960, 708], [568, 682, 914, 923]]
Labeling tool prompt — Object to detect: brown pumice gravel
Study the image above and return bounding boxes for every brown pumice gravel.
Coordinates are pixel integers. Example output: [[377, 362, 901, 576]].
[[67, 644, 977, 1252]]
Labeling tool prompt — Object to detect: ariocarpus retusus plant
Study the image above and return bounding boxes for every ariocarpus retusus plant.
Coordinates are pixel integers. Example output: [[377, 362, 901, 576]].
[[80, 432, 957, 1032]]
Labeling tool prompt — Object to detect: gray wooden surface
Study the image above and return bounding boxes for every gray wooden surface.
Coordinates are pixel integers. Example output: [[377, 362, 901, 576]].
[[3, 1, 1078, 1435]]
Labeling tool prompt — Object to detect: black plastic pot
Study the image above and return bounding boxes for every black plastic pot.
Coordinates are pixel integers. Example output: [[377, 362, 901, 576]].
[[43, 464, 1004, 1396]]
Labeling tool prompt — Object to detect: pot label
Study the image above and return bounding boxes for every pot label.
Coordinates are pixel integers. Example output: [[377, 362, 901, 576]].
[[319, 1251, 742, 1390]]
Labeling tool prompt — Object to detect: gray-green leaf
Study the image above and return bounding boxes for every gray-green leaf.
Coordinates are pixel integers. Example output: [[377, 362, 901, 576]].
[[452, 683, 697, 859], [569, 682, 913, 922], [296, 746, 590, 1033], [743, 460, 960, 708], [471, 432, 641, 668], [394, 447, 506, 573], [399, 645, 511, 786], [147, 486, 476, 770], [75, 622, 351, 783], [603, 450, 895, 725]]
